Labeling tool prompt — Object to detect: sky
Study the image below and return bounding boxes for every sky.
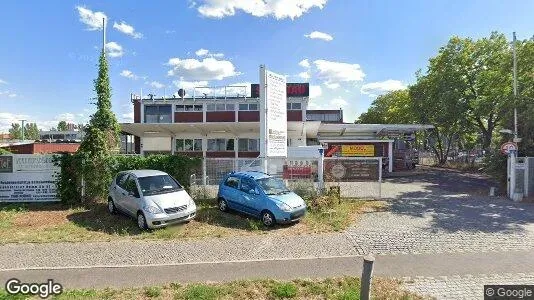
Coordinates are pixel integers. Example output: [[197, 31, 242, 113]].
[[1, 0, 533, 132]]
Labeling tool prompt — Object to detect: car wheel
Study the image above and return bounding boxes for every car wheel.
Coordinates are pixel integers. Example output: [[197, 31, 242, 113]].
[[107, 198, 117, 215], [137, 212, 148, 230], [218, 198, 229, 212], [261, 210, 276, 227]]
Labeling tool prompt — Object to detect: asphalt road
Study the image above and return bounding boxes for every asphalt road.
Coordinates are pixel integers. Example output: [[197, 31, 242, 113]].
[[2, 250, 533, 289]]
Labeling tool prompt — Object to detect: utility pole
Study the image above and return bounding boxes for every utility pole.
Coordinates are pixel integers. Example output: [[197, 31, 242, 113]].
[[21, 119, 26, 141], [513, 32, 518, 141], [102, 17, 106, 54]]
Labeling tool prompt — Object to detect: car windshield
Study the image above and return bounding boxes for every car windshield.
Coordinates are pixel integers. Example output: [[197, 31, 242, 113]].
[[138, 175, 182, 196], [255, 177, 291, 195]]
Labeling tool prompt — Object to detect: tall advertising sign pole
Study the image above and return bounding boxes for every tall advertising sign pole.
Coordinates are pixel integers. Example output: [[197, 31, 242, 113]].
[[259, 65, 288, 174]]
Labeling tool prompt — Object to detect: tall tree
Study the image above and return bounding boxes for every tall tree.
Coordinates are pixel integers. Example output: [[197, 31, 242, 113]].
[[57, 121, 68, 131], [77, 47, 120, 201], [24, 123, 40, 140], [356, 90, 416, 124], [9, 123, 22, 140]]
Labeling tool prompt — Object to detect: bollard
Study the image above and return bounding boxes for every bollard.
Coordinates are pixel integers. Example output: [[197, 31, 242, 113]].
[[489, 187, 496, 197], [360, 254, 375, 300]]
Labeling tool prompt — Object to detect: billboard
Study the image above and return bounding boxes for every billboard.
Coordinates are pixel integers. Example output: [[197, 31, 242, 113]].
[[341, 145, 375, 157], [251, 83, 309, 98], [259, 66, 287, 158], [0, 155, 59, 202], [324, 159, 379, 181]]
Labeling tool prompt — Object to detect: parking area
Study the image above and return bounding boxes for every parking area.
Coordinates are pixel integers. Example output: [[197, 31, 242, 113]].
[[346, 167, 534, 255]]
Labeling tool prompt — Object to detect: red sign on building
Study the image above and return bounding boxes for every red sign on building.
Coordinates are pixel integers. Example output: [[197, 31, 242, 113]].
[[251, 83, 309, 98]]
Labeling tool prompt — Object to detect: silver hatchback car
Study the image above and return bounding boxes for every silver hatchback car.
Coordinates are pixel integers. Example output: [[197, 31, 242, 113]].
[[108, 170, 196, 230]]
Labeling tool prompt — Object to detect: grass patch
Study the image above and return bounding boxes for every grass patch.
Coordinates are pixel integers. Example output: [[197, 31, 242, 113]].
[[270, 282, 298, 299], [0, 277, 422, 300], [0, 195, 386, 244]]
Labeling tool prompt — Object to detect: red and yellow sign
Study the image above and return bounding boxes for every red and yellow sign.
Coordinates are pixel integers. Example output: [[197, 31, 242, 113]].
[[341, 145, 375, 157]]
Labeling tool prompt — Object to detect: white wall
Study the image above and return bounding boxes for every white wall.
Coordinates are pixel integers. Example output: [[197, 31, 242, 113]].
[[142, 137, 172, 152]]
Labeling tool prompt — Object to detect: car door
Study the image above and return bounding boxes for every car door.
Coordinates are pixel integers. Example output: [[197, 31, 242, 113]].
[[114, 172, 130, 212], [122, 175, 142, 216], [221, 176, 241, 211], [238, 178, 261, 216]]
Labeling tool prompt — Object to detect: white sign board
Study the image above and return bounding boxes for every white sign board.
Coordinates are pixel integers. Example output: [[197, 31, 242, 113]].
[[259, 66, 287, 157], [0, 155, 59, 202]]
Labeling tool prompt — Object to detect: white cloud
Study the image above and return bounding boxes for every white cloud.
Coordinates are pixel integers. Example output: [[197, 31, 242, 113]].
[[113, 21, 143, 39], [0, 79, 6, 84], [165, 29, 176, 34], [120, 70, 138, 80], [167, 57, 239, 80], [310, 85, 322, 99], [360, 80, 407, 95], [313, 59, 365, 85], [119, 104, 134, 123], [304, 31, 333, 41], [195, 48, 209, 56], [324, 82, 340, 89], [0, 91, 17, 98], [105, 42, 124, 58], [299, 59, 310, 69], [298, 72, 310, 80], [150, 81, 165, 89], [330, 97, 347, 107], [76, 6, 107, 31], [0, 112, 29, 132], [195, 48, 224, 58], [196, 0, 327, 20]]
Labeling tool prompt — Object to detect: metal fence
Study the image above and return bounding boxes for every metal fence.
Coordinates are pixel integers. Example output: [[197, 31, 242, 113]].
[[190, 156, 383, 200]]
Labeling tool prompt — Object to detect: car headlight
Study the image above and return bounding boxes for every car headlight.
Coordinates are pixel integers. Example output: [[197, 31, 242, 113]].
[[144, 205, 163, 214], [276, 202, 292, 212]]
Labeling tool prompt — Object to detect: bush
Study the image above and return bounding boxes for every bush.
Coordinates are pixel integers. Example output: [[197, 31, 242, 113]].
[[54, 154, 201, 205], [184, 284, 219, 300], [289, 180, 317, 200], [144, 286, 162, 298]]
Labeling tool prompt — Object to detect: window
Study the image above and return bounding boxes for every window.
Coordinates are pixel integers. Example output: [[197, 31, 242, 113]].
[[238, 103, 259, 111], [144, 105, 172, 123], [240, 178, 255, 193], [116, 173, 128, 185], [287, 102, 302, 110], [224, 176, 240, 189], [176, 104, 203, 112], [207, 103, 235, 111], [123, 176, 140, 198], [137, 175, 182, 196], [238, 138, 259, 151], [207, 139, 234, 151], [176, 139, 202, 151]]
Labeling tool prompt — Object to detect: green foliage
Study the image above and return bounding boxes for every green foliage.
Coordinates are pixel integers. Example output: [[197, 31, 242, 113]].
[[144, 286, 162, 298], [9, 123, 21, 140], [184, 284, 219, 300], [74, 50, 121, 203], [57, 120, 68, 131], [53, 154, 83, 205], [0, 148, 11, 154], [24, 123, 40, 140], [357, 90, 416, 124], [54, 154, 201, 204], [270, 282, 298, 299]]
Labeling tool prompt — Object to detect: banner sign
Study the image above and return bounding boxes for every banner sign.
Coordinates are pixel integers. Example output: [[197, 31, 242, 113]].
[[324, 159, 379, 181], [251, 83, 309, 98], [260, 67, 287, 157], [0, 155, 59, 202], [341, 145, 375, 157]]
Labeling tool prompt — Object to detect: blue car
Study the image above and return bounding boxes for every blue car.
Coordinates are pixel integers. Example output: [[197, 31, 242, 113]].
[[217, 171, 307, 226]]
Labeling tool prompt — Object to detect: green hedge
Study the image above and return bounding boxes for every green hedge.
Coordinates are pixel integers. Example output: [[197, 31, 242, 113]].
[[54, 154, 201, 205]]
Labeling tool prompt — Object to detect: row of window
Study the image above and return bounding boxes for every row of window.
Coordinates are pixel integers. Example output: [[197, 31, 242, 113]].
[[176, 138, 260, 152], [145, 103, 304, 123]]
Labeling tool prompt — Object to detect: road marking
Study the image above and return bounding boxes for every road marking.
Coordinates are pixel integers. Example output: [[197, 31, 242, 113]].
[[0, 255, 364, 272]]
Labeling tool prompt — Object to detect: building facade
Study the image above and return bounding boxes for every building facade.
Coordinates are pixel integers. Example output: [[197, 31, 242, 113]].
[[121, 83, 432, 172]]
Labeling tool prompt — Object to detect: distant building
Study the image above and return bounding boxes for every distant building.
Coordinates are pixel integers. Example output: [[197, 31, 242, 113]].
[[1, 142, 80, 154], [0, 133, 11, 140], [39, 130, 84, 141]]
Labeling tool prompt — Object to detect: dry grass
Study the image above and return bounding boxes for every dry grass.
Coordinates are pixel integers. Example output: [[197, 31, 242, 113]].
[[0, 199, 386, 244], [0, 277, 425, 300]]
